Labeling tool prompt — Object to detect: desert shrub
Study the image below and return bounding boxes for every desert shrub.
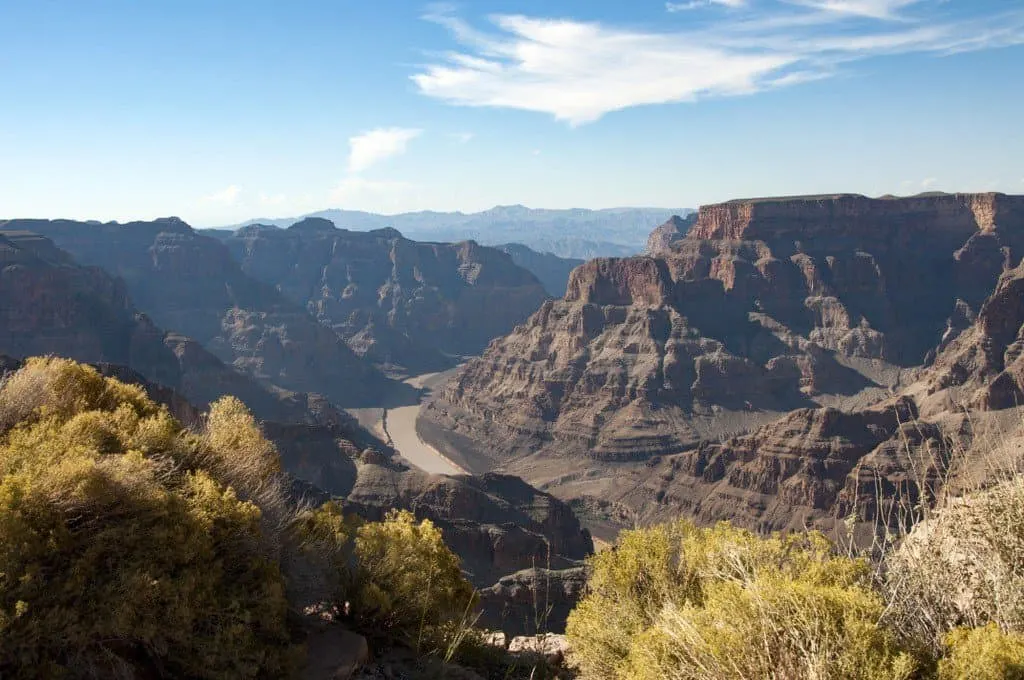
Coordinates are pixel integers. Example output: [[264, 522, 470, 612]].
[[204, 395, 281, 492], [287, 500, 363, 611], [352, 509, 477, 649], [565, 519, 699, 677], [884, 476, 1024, 652], [567, 519, 916, 680], [0, 359, 297, 678], [938, 624, 1024, 680]]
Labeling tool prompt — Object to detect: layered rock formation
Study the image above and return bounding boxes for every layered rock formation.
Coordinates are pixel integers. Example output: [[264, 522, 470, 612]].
[[2, 218, 401, 406], [477, 566, 588, 636], [910, 259, 1024, 413], [213, 220, 548, 372], [495, 243, 584, 298], [422, 193, 1024, 537], [645, 214, 695, 254], [0, 231, 308, 420]]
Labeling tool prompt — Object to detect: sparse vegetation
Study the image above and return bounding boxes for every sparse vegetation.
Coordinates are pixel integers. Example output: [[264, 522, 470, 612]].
[[6, 357, 1024, 680], [884, 475, 1024, 653], [0, 358, 296, 678], [567, 520, 917, 680], [937, 625, 1024, 680], [566, 473, 1024, 680], [0, 358, 480, 678], [352, 509, 477, 649]]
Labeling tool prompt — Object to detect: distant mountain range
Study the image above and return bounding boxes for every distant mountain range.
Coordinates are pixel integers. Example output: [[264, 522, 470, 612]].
[[212, 205, 694, 260]]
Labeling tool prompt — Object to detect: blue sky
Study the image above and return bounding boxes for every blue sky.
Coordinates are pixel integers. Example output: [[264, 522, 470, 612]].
[[1, 0, 1022, 226]]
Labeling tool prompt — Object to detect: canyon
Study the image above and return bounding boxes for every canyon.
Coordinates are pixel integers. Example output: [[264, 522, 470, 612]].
[[7, 191, 1024, 629], [0, 220, 594, 634], [422, 192, 1024, 539], [211, 219, 549, 373]]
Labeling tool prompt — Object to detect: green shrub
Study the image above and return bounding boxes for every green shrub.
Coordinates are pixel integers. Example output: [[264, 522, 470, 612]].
[[567, 520, 916, 680], [0, 358, 297, 678], [352, 509, 477, 649], [938, 624, 1024, 679]]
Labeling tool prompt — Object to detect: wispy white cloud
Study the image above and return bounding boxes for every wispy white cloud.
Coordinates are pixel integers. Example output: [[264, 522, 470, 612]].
[[667, 0, 746, 12], [783, 0, 921, 20], [412, 4, 1024, 125], [203, 184, 242, 205], [448, 131, 476, 143], [347, 128, 422, 173]]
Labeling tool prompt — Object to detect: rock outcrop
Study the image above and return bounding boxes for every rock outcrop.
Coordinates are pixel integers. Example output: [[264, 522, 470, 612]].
[[645, 214, 695, 254], [2, 218, 402, 406], [910, 259, 1024, 413], [339, 467, 593, 586], [214, 221, 549, 372], [477, 567, 588, 636], [422, 193, 1024, 536]]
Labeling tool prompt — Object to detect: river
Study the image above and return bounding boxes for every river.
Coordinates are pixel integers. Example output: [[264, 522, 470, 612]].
[[354, 367, 466, 476]]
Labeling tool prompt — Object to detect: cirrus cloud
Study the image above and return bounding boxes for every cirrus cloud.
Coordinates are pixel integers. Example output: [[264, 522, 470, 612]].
[[411, 3, 1024, 125], [667, 0, 747, 12]]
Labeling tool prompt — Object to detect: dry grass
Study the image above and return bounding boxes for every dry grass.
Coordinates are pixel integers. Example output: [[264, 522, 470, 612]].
[[566, 521, 915, 680]]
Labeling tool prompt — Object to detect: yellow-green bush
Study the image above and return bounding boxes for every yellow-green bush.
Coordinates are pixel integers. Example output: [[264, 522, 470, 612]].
[[567, 520, 917, 680], [938, 625, 1024, 680], [0, 358, 485, 677], [352, 509, 477, 648], [0, 358, 296, 678]]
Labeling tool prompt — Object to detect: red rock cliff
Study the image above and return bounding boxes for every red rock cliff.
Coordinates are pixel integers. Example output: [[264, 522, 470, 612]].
[[690, 193, 1024, 246]]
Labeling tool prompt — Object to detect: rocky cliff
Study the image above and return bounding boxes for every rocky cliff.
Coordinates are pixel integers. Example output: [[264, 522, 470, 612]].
[[2, 218, 403, 406], [213, 220, 549, 372], [0, 230, 310, 421], [422, 193, 1024, 537], [645, 214, 695, 254]]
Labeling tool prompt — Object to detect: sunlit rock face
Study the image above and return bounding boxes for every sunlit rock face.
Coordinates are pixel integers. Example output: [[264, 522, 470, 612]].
[[423, 193, 1024, 535]]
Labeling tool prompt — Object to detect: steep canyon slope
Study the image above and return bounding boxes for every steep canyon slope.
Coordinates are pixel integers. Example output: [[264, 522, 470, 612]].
[[2, 218, 402, 406], [0, 230, 306, 420], [214, 219, 548, 372], [423, 193, 1024, 536]]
